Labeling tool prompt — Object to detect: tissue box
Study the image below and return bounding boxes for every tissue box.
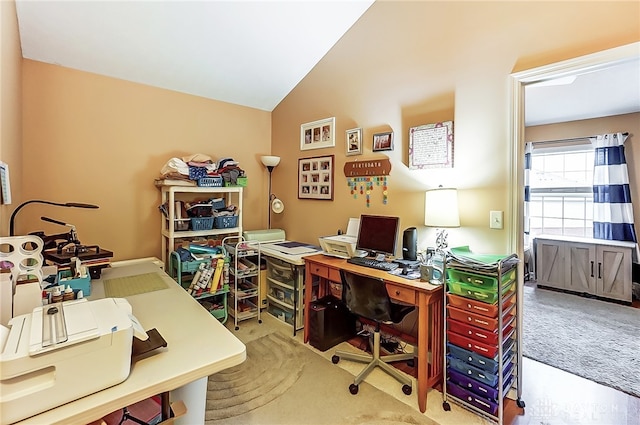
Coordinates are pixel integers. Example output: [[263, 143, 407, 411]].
[[57, 269, 92, 296]]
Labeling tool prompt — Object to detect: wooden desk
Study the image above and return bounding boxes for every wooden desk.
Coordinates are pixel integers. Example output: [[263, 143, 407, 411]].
[[15, 262, 246, 425], [303, 254, 443, 413]]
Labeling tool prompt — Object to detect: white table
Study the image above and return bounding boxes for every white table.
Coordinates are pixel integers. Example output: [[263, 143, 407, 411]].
[[15, 261, 246, 424]]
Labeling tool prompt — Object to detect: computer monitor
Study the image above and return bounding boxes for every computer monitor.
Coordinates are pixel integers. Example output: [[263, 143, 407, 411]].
[[355, 214, 400, 258]]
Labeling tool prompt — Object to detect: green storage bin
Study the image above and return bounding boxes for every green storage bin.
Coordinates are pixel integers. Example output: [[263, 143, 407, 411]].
[[447, 267, 516, 289]]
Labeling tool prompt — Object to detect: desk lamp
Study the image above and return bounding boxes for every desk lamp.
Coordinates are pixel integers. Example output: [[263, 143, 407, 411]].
[[424, 187, 460, 251], [9, 200, 99, 236], [260, 156, 283, 229]]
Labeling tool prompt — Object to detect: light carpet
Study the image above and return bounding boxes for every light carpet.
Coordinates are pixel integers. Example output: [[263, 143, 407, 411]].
[[205, 331, 436, 425], [522, 286, 640, 397]]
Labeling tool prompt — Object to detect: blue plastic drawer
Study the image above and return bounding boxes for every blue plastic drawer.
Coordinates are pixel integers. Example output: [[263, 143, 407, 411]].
[[448, 367, 514, 402], [447, 342, 514, 374], [447, 354, 514, 387], [447, 382, 499, 416]]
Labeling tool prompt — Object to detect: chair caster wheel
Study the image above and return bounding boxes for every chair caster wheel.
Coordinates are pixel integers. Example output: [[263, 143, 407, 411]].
[[407, 359, 415, 368], [443, 402, 451, 411], [331, 355, 340, 364], [517, 399, 526, 408], [402, 384, 412, 395], [349, 384, 359, 395], [235, 326, 239, 330], [258, 319, 262, 324]]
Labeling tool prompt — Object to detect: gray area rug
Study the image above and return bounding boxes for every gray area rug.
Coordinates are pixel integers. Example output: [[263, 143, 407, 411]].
[[205, 331, 435, 425], [522, 286, 640, 397]]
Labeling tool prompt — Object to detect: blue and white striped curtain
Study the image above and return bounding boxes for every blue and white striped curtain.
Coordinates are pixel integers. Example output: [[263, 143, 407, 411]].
[[590, 132, 637, 242]]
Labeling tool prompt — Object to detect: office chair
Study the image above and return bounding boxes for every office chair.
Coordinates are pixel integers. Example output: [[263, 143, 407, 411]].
[[331, 270, 415, 395]]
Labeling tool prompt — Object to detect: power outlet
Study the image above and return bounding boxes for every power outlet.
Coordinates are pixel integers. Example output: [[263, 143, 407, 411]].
[[490, 210, 503, 229]]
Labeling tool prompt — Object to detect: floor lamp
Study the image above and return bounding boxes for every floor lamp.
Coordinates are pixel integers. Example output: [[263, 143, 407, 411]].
[[260, 156, 281, 229]]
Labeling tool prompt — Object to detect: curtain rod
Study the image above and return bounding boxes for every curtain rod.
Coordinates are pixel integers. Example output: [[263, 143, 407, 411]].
[[529, 132, 629, 146]]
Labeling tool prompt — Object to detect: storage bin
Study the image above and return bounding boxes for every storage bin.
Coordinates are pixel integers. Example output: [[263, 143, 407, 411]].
[[172, 218, 190, 231], [224, 177, 248, 187], [197, 176, 224, 187], [446, 317, 514, 345], [446, 381, 500, 416], [447, 354, 514, 387], [214, 215, 238, 229], [447, 304, 515, 332], [268, 304, 294, 325], [447, 267, 516, 290], [57, 269, 91, 296], [448, 368, 514, 401], [447, 342, 514, 374], [266, 257, 295, 286], [447, 329, 513, 358], [447, 279, 515, 303], [190, 216, 214, 231], [209, 198, 226, 210], [447, 292, 515, 318]]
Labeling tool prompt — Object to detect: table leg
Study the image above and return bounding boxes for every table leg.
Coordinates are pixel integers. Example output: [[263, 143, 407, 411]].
[[418, 291, 428, 413], [304, 266, 312, 343]]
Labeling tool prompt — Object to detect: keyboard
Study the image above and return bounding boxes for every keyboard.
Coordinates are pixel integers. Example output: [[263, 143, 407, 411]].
[[347, 257, 399, 271]]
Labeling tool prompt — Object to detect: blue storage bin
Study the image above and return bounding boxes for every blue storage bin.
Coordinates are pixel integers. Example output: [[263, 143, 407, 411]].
[[57, 269, 91, 296], [214, 215, 238, 229], [447, 342, 514, 374], [447, 354, 514, 387]]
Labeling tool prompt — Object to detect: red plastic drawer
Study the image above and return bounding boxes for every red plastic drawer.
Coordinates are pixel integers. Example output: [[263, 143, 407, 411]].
[[447, 330, 512, 358], [447, 317, 514, 345], [447, 304, 514, 332], [447, 292, 515, 318]]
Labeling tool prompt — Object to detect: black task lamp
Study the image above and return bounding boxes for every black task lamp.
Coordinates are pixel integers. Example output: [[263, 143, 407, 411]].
[[9, 200, 99, 236], [260, 155, 283, 229]]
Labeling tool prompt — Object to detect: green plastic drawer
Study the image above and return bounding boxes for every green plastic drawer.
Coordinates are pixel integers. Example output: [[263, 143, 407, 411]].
[[447, 267, 516, 289], [447, 279, 515, 303]]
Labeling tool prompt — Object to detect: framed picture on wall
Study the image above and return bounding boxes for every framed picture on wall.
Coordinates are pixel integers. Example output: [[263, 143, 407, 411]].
[[300, 117, 335, 150], [373, 131, 394, 152], [346, 128, 363, 156], [298, 155, 334, 200]]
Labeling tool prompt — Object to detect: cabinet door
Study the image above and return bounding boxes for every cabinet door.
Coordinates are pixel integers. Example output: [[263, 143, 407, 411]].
[[566, 243, 596, 294], [536, 239, 565, 289], [596, 245, 632, 302]]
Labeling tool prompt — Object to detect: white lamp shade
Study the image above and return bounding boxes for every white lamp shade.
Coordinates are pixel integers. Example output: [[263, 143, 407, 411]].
[[424, 188, 460, 228], [271, 198, 284, 214], [261, 155, 281, 168]]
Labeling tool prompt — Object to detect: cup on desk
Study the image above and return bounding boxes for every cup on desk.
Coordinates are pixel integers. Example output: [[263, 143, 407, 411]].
[[419, 264, 443, 285]]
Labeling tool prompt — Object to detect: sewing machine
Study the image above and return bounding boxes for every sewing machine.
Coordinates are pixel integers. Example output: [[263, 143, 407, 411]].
[[0, 297, 146, 424]]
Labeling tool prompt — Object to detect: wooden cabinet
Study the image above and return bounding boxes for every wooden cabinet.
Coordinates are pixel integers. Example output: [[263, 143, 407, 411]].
[[535, 235, 634, 303]]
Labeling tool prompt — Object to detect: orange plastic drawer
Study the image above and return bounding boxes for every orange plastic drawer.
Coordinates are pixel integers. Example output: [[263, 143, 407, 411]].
[[447, 330, 513, 358], [447, 304, 514, 332], [447, 292, 515, 318]]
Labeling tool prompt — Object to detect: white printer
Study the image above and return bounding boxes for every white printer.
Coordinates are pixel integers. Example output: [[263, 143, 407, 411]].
[[319, 217, 363, 259], [0, 298, 143, 424]]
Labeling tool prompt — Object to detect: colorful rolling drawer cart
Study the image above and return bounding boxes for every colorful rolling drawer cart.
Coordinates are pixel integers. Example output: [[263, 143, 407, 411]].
[[442, 248, 525, 424]]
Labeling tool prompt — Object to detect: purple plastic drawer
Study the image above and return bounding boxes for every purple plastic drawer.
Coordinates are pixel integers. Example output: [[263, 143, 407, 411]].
[[446, 382, 499, 415], [448, 367, 514, 400]]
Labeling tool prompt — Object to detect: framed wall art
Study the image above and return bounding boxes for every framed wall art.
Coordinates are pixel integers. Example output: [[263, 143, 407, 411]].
[[408, 121, 454, 169], [298, 155, 334, 200], [346, 128, 363, 156], [300, 117, 335, 151], [373, 131, 394, 152]]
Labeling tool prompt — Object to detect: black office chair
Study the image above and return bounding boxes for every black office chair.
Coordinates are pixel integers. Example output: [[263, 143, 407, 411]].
[[331, 270, 415, 395]]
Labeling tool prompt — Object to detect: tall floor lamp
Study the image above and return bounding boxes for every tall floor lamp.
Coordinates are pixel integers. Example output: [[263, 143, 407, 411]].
[[260, 156, 281, 229]]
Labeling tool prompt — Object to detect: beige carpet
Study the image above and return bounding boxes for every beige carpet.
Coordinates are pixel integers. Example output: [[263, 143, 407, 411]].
[[205, 330, 435, 425]]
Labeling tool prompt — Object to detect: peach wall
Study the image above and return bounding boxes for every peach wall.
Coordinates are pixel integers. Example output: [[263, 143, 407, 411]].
[[21, 60, 271, 261], [271, 1, 640, 255], [0, 0, 22, 235], [526, 112, 640, 230]]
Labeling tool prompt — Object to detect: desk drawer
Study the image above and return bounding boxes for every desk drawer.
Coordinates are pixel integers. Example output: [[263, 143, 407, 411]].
[[309, 263, 341, 282], [387, 284, 416, 304]]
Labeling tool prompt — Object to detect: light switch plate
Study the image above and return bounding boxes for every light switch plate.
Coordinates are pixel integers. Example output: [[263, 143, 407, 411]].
[[490, 210, 503, 229]]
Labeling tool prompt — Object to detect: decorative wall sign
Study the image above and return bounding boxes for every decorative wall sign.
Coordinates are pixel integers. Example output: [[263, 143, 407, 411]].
[[300, 117, 335, 151], [347, 176, 389, 207], [343, 158, 392, 177], [298, 155, 334, 200], [409, 121, 454, 169]]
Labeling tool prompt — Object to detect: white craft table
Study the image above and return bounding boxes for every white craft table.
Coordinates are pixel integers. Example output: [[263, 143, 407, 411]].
[[14, 261, 246, 424]]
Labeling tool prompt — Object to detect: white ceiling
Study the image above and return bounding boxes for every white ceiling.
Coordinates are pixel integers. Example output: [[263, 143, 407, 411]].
[[14, 1, 640, 123]]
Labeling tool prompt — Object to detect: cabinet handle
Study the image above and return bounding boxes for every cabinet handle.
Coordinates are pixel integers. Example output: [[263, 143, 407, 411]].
[[590, 261, 594, 277], [598, 262, 602, 279], [395, 290, 401, 296]]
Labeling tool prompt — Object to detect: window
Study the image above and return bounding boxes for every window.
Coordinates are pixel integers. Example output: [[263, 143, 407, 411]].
[[528, 144, 594, 237]]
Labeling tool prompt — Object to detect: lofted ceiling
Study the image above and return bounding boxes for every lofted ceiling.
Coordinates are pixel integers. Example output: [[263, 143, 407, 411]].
[[14, 1, 640, 123]]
